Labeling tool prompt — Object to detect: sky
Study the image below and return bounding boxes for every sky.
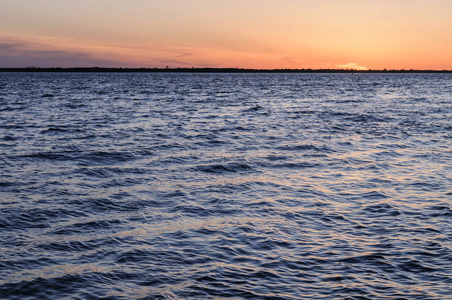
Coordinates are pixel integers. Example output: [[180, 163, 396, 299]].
[[0, 0, 451, 70]]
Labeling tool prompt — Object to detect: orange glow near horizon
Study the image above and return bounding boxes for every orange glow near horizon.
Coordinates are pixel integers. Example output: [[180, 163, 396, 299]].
[[0, 0, 451, 70]]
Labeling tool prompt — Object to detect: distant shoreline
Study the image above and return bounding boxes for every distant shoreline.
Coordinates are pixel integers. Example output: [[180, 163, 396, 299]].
[[0, 67, 451, 73]]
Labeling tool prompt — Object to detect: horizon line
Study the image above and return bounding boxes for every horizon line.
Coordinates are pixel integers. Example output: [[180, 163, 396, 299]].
[[1, 67, 451, 73]]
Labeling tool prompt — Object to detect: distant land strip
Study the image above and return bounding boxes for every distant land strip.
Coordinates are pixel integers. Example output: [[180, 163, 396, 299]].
[[0, 67, 451, 73]]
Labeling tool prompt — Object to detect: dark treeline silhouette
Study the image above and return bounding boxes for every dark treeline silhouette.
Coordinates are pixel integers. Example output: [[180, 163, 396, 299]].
[[0, 67, 451, 73]]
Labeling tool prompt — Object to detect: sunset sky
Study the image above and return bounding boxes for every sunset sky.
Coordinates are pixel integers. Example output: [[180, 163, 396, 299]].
[[0, 0, 451, 70]]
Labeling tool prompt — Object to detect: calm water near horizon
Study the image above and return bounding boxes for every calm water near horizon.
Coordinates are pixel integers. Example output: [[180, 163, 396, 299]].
[[0, 72, 451, 299]]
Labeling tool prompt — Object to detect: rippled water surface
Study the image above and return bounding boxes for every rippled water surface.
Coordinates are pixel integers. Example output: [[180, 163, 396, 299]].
[[0, 72, 451, 299]]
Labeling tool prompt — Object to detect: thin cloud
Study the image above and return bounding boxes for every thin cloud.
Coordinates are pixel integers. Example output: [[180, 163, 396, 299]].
[[0, 36, 127, 67], [0, 34, 309, 69], [159, 59, 195, 67]]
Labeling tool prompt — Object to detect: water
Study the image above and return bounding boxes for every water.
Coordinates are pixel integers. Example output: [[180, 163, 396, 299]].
[[0, 72, 451, 299]]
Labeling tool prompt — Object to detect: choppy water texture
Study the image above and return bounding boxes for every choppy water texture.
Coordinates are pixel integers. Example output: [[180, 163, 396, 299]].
[[0, 73, 451, 299]]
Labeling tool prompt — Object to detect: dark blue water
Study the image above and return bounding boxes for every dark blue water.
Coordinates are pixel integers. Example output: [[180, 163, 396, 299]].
[[0, 72, 451, 299]]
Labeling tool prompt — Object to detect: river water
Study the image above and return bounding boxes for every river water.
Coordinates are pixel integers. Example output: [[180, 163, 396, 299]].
[[0, 72, 451, 299]]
